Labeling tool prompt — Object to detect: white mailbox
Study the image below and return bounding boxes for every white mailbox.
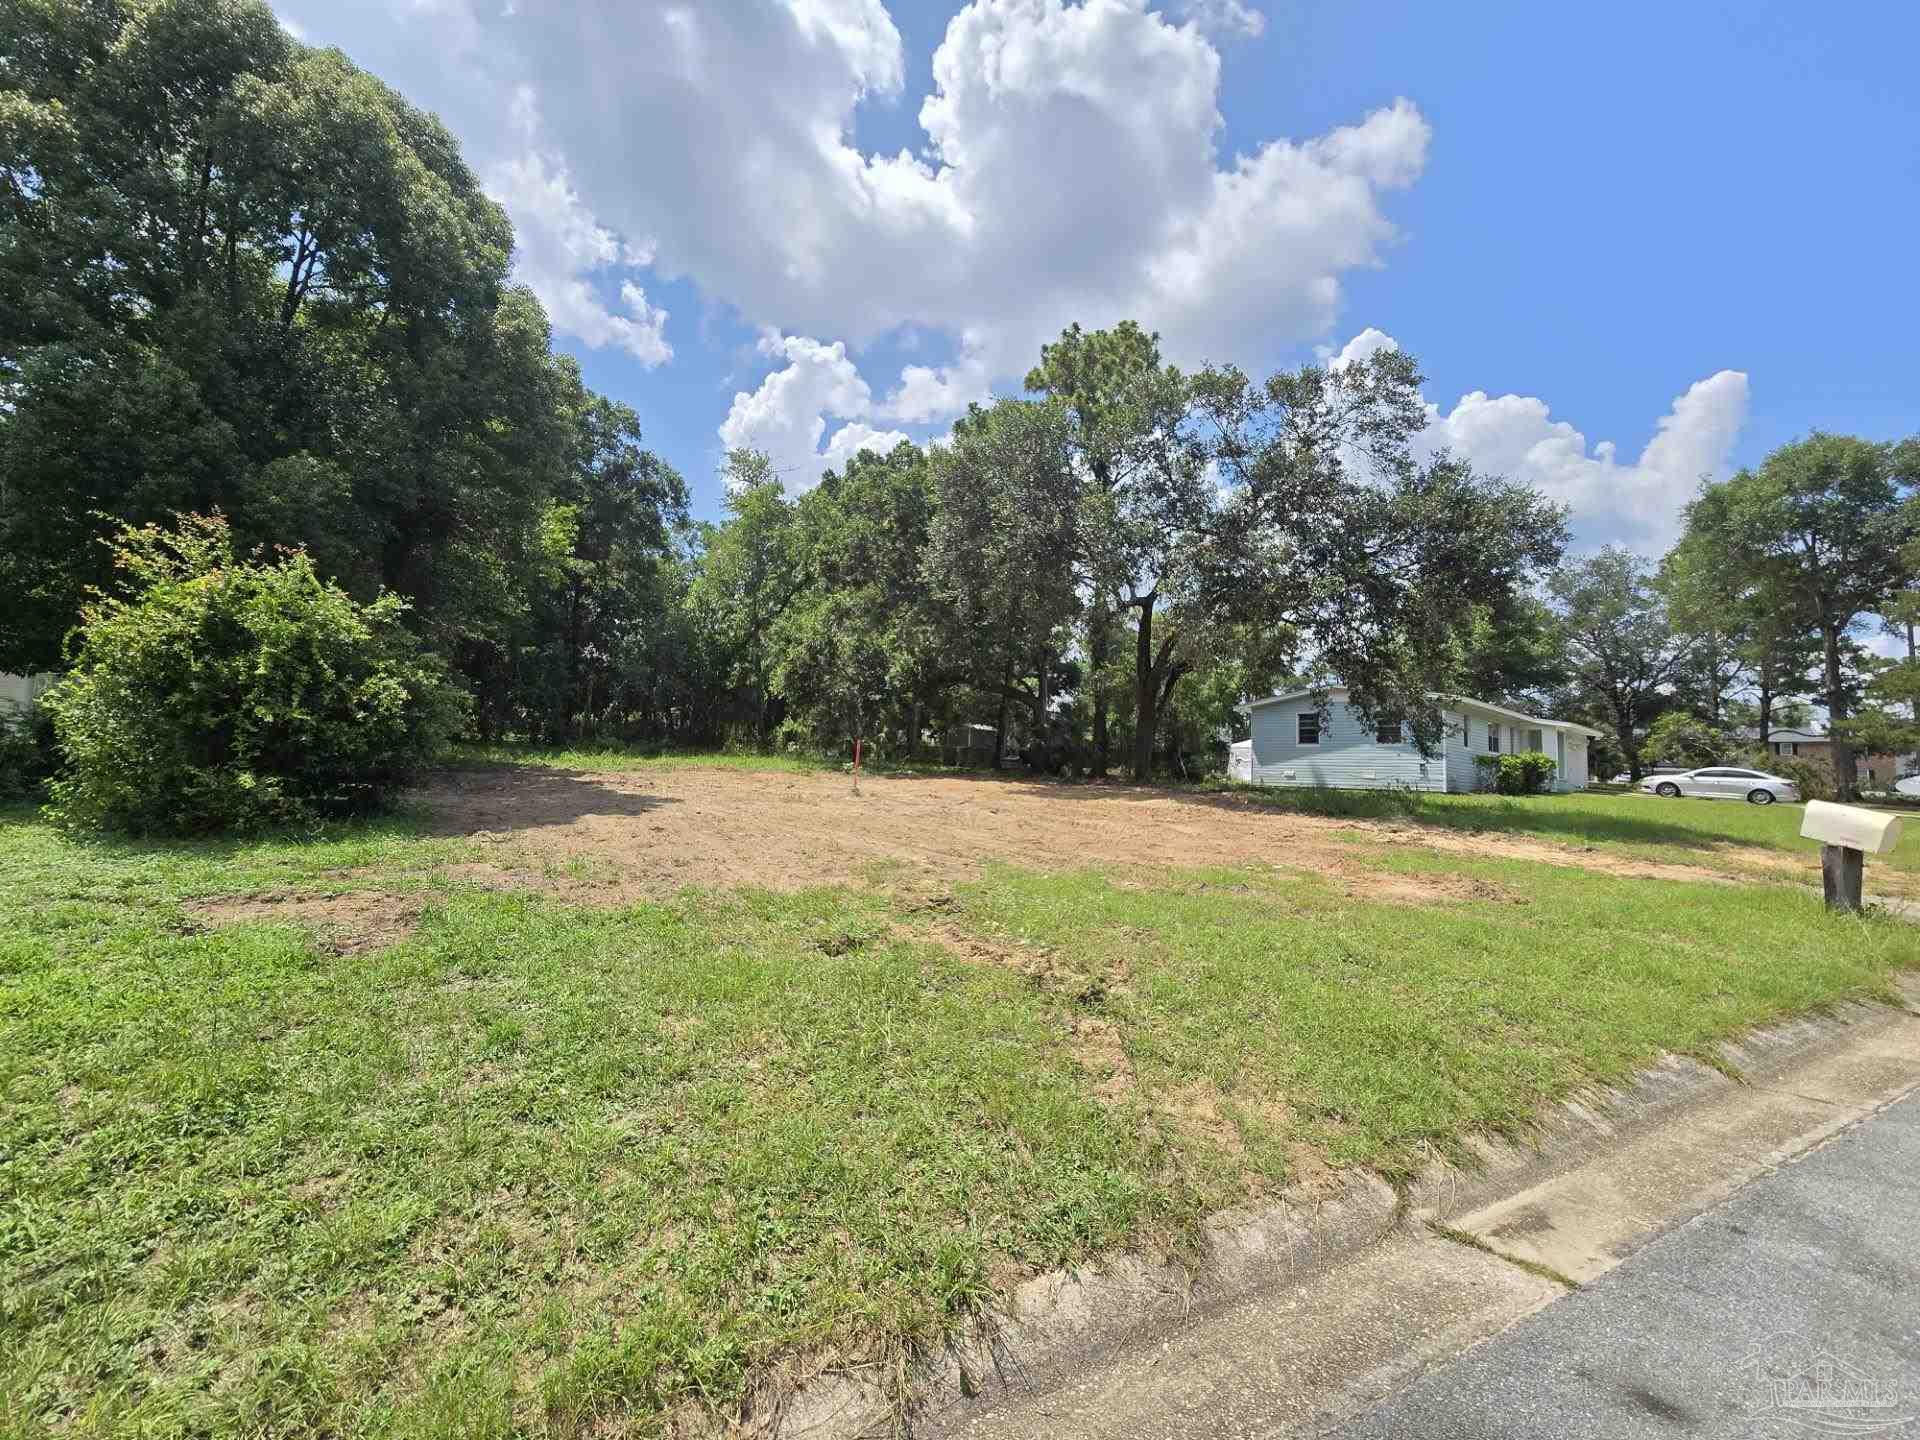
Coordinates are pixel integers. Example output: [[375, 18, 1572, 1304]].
[[1800, 800, 1904, 856]]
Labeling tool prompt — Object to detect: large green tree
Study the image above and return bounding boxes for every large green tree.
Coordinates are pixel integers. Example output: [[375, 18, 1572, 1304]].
[[1025, 325, 1568, 779], [1665, 493, 1822, 744], [1185, 349, 1569, 765], [1453, 594, 1569, 712], [1548, 548, 1693, 781], [1, 0, 680, 742], [686, 453, 803, 744], [1024, 321, 1191, 774], [924, 399, 1083, 765], [769, 441, 941, 753], [1679, 435, 1919, 798]]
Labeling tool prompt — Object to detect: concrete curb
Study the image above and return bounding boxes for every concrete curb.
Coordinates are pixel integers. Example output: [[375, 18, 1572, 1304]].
[[775, 980, 1920, 1439], [1405, 995, 1904, 1225]]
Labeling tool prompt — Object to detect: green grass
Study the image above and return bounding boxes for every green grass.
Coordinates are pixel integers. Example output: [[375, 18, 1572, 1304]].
[[452, 741, 990, 781], [3, 797, 1914, 1435], [1204, 782, 1920, 881], [452, 742, 835, 776], [1, 814, 1183, 1437], [952, 854, 1915, 1176]]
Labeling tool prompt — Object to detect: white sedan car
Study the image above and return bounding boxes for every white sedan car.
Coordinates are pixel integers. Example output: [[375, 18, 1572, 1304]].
[[1640, 767, 1800, 805]]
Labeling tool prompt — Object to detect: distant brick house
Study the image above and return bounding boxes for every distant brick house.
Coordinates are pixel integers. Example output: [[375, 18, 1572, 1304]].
[[1740, 726, 1903, 788]]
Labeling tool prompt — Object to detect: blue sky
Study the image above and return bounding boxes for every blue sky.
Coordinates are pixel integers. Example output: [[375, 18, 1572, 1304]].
[[273, 1, 1919, 551]]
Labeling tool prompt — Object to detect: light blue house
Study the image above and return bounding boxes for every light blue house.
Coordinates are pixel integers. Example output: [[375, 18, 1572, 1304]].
[[1232, 687, 1599, 793], [0, 672, 55, 715]]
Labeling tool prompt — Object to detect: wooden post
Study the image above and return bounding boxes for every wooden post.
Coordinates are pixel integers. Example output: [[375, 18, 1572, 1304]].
[[1821, 844, 1864, 913]]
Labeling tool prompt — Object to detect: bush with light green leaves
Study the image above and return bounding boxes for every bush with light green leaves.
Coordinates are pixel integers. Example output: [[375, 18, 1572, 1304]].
[[1473, 750, 1558, 795], [44, 515, 466, 834]]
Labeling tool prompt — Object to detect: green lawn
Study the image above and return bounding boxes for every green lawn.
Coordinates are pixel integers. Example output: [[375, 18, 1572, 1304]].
[[3, 791, 1914, 1436], [452, 741, 836, 776], [1206, 782, 1920, 885]]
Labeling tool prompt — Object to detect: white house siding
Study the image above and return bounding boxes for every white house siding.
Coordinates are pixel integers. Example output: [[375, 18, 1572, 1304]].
[[1248, 699, 1443, 792], [1443, 706, 1590, 793], [1441, 712, 1477, 793], [0, 673, 53, 713], [1227, 740, 1253, 782], [1563, 735, 1589, 788]]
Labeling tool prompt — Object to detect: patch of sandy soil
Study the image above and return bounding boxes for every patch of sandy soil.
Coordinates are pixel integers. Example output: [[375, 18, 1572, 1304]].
[[184, 891, 423, 954], [412, 765, 1771, 903], [1339, 870, 1530, 906]]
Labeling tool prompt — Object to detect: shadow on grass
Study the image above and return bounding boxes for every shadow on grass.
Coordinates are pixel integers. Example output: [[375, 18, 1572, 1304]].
[[0, 767, 680, 862], [0, 796, 438, 868], [416, 764, 679, 835]]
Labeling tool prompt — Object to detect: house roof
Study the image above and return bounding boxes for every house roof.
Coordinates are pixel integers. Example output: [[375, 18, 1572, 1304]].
[[1239, 685, 1603, 738], [1733, 725, 1827, 741]]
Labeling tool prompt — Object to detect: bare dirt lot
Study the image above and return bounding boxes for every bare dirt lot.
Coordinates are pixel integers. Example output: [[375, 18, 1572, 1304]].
[[412, 764, 1745, 903]]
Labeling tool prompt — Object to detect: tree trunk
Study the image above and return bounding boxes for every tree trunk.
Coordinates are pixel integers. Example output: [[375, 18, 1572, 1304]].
[[994, 657, 1013, 769], [1909, 621, 1918, 723], [908, 699, 922, 762], [1089, 617, 1109, 777], [1821, 622, 1858, 801], [564, 578, 586, 740], [1757, 677, 1773, 753], [1617, 700, 1642, 782], [1132, 597, 1157, 782]]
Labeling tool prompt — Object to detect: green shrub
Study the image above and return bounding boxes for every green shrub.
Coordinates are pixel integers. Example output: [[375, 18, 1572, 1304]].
[[44, 514, 467, 834], [1646, 712, 1735, 769], [0, 705, 59, 800], [1472, 750, 1557, 795], [1747, 752, 1834, 802]]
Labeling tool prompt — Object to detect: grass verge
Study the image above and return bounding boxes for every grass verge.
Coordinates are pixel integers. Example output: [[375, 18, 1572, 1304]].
[[1201, 781, 1920, 883], [3, 801, 1912, 1435]]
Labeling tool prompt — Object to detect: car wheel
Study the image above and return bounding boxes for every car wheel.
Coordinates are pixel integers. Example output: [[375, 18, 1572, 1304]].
[[1656, 782, 1680, 798], [1747, 788, 1775, 805]]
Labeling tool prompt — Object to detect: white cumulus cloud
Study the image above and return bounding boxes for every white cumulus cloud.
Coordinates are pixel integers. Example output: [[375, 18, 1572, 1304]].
[[1324, 330, 1749, 553], [483, 105, 672, 366], [718, 336, 912, 489], [278, 0, 1430, 422], [1174, 0, 1266, 39]]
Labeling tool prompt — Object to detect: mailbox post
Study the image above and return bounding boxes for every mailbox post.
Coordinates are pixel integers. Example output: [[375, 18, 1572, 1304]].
[[1799, 800, 1905, 913]]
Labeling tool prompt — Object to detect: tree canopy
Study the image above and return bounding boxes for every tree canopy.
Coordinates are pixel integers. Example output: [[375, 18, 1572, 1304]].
[[11, 2, 1914, 798], [1676, 435, 1919, 797], [1, 0, 686, 742]]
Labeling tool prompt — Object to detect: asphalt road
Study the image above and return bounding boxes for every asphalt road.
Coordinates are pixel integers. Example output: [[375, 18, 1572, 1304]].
[[1325, 1090, 1920, 1438]]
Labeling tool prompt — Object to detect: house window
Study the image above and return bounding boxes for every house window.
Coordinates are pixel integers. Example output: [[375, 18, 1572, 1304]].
[[1486, 724, 1500, 754], [1376, 719, 1401, 744], [1297, 712, 1321, 745]]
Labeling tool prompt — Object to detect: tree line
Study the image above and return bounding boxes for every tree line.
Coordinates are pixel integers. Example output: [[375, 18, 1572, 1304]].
[[5, 0, 1916, 803], [1523, 433, 1919, 800], [2, 0, 684, 746], [693, 323, 1570, 780]]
